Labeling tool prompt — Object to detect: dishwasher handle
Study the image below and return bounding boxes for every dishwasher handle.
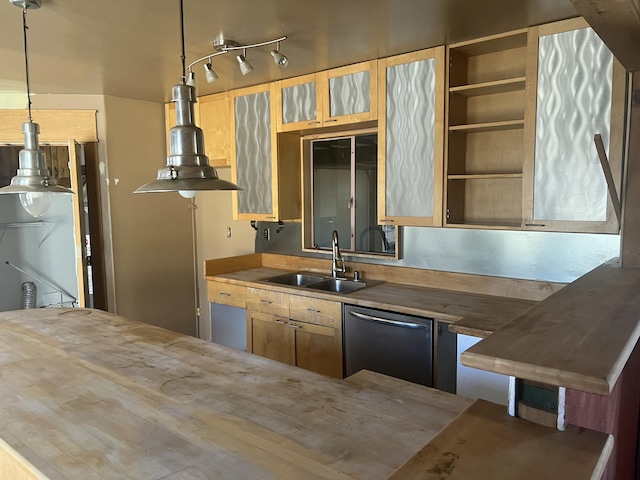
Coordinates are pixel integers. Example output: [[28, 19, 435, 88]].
[[347, 310, 428, 329]]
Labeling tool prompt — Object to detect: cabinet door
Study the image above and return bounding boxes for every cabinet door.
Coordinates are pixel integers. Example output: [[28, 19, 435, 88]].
[[198, 92, 231, 167], [292, 321, 343, 379], [378, 47, 445, 226], [250, 312, 295, 365], [230, 83, 278, 220], [523, 18, 626, 233], [276, 73, 322, 131], [320, 61, 378, 125]]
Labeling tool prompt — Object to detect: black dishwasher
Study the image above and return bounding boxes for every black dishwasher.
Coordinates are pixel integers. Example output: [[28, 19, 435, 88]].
[[343, 305, 433, 387]]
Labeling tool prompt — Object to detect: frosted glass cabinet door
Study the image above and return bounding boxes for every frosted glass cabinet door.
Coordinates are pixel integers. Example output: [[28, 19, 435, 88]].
[[277, 73, 321, 131], [529, 21, 625, 233], [378, 48, 445, 226], [232, 86, 275, 218], [321, 61, 378, 125]]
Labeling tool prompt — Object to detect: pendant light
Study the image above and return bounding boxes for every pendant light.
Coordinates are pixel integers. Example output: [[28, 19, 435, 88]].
[[134, 0, 240, 195], [0, 0, 74, 217]]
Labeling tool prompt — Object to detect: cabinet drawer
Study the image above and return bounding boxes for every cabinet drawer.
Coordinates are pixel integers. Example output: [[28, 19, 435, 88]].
[[289, 296, 341, 328], [246, 287, 290, 317], [208, 281, 247, 308]]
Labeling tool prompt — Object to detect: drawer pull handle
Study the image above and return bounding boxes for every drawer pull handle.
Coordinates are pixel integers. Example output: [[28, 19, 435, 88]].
[[325, 119, 338, 123], [307, 308, 321, 314], [260, 300, 273, 304], [275, 319, 287, 325], [219, 293, 231, 297], [288, 323, 301, 329], [307, 121, 320, 125]]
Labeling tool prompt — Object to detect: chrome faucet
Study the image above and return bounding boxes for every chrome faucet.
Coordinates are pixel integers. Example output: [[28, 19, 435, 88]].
[[331, 230, 346, 278]]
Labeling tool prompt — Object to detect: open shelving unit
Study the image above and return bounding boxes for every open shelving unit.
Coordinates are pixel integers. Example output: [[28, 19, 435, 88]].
[[445, 29, 529, 228]]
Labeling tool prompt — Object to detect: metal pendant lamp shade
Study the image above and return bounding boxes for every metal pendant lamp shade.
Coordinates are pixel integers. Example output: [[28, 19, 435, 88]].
[[135, 84, 239, 194], [0, 0, 74, 217], [0, 121, 73, 195], [135, 0, 240, 195]]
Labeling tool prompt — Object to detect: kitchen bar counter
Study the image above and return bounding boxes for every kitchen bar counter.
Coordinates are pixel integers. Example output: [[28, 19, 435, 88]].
[[462, 259, 640, 395], [205, 254, 555, 337], [0, 308, 612, 479]]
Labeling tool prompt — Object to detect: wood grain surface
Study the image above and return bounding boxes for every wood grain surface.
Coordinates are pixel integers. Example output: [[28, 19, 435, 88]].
[[0, 308, 470, 480], [206, 254, 564, 301], [391, 399, 612, 480], [462, 259, 640, 395], [206, 263, 537, 337]]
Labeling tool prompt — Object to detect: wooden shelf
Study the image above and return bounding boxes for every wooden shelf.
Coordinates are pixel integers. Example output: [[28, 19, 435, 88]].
[[448, 173, 523, 180], [449, 77, 526, 97], [450, 30, 528, 56], [449, 119, 525, 133]]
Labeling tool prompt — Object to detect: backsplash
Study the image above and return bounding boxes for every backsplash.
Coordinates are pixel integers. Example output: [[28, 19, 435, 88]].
[[255, 221, 620, 284]]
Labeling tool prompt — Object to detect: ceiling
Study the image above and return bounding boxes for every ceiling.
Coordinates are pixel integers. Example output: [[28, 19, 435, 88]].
[[0, 0, 579, 104]]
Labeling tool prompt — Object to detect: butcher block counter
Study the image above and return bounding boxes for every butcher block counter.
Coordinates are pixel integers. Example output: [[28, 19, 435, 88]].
[[205, 253, 564, 337], [0, 308, 612, 479], [462, 259, 640, 395]]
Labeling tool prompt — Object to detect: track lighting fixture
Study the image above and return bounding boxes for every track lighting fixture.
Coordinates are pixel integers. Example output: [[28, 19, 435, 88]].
[[236, 49, 254, 76], [0, 0, 74, 217], [186, 35, 288, 83], [134, 0, 240, 195]]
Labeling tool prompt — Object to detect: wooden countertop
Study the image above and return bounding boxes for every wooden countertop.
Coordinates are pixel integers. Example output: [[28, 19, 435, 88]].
[[0, 308, 471, 480], [462, 259, 640, 395], [391, 399, 612, 479], [0, 308, 612, 480], [208, 267, 537, 337]]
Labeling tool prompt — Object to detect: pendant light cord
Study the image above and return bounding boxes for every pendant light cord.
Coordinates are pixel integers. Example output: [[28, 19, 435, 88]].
[[21, 8, 33, 122], [179, 0, 186, 84]]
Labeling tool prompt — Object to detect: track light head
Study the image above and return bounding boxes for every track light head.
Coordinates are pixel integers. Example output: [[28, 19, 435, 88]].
[[270, 41, 288, 68], [271, 49, 288, 68], [204, 62, 218, 83], [185, 70, 196, 87], [237, 51, 254, 76]]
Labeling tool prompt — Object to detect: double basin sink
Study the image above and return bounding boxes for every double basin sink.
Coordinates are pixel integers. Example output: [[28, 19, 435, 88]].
[[261, 272, 381, 294]]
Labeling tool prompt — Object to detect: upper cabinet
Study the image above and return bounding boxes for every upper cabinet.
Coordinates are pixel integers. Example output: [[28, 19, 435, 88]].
[[198, 92, 231, 167], [230, 83, 300, 221], [522, 18, 626, 234], [444, 19, 627, 233], [275, 60, 378, 132], [444, 29, 529, 229], [378, 47, 445, 226]]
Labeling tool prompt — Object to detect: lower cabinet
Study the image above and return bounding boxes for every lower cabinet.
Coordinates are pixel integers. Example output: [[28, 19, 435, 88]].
[[293, 320, 342, 378], [250, 312, 294, 364], [248, 311, 343, 379], [247, 290, 344, 379]]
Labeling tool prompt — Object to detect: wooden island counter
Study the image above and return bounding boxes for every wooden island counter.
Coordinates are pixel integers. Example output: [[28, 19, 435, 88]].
[[0, 308, 611, 479]]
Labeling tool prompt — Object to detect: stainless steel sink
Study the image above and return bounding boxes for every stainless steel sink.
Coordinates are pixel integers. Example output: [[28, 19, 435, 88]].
[[261, 272, 325, 286], [304, 278, 368, 294], [261, 272, 382, 294]]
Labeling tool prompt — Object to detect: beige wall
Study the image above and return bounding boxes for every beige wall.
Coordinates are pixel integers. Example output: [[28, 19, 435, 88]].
[[103, 95, 195, 335], [195, 168, 255, 340]]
